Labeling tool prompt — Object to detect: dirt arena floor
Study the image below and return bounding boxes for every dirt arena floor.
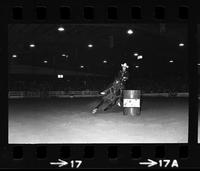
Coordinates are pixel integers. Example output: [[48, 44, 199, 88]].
[[9, 97, 189, 144]]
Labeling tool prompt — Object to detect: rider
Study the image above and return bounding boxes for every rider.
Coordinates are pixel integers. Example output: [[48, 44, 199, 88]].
[[92, 63, 129, 114]]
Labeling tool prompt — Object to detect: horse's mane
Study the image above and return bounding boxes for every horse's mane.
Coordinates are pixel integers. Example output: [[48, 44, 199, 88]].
[[101, 69, 128, 93]]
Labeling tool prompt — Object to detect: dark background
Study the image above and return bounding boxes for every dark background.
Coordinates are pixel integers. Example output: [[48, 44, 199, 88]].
[[8, 24, 188, 92]]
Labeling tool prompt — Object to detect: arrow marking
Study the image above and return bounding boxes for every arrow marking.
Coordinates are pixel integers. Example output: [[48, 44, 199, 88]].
[[50, 159, 68, 168], [139, 159, 158, 167]]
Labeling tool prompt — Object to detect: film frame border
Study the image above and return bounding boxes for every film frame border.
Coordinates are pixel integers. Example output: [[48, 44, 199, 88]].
[[0, 0, 199, 169]]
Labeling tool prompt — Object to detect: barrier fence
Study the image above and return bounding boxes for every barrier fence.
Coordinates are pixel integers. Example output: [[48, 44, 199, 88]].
[[8, 91, 189, 99]]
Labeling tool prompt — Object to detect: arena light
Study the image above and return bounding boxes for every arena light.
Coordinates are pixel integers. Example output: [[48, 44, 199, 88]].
[[135, 65, 139, 68], [169, 60, 174, 63], [58, 26, 65, 32], [57, 74, 64, 78], [43, 60, 48, 63], [134, 53, 138, 56], [179, 43, 184, 47], [12, 54, 17, 58], [29, 43, 35, 48], [127, 29, 133, 35], [80, 65, 84, 68], [88, 44, 93, 48], [62, 54, 69, 59], [198, 63, 200, 66], [137, 55, 143, 60], [103, 60, 108, 64]]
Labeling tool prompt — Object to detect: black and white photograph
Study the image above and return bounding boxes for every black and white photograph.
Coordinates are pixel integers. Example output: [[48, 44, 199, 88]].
[[8, 24, 188, 144]]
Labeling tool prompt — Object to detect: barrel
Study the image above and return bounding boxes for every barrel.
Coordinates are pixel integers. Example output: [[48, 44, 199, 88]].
[[123, 90, 141, 116]]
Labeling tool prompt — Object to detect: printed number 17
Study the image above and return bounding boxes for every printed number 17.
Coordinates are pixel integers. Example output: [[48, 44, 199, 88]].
[[70, 160, 82, 168]]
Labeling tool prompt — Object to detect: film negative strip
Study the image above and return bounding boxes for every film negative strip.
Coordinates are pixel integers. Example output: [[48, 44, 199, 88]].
[[0, 0, 200, 169]]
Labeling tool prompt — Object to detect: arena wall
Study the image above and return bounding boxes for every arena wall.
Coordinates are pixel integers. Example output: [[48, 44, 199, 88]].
[[8, 91, 189, 99]]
